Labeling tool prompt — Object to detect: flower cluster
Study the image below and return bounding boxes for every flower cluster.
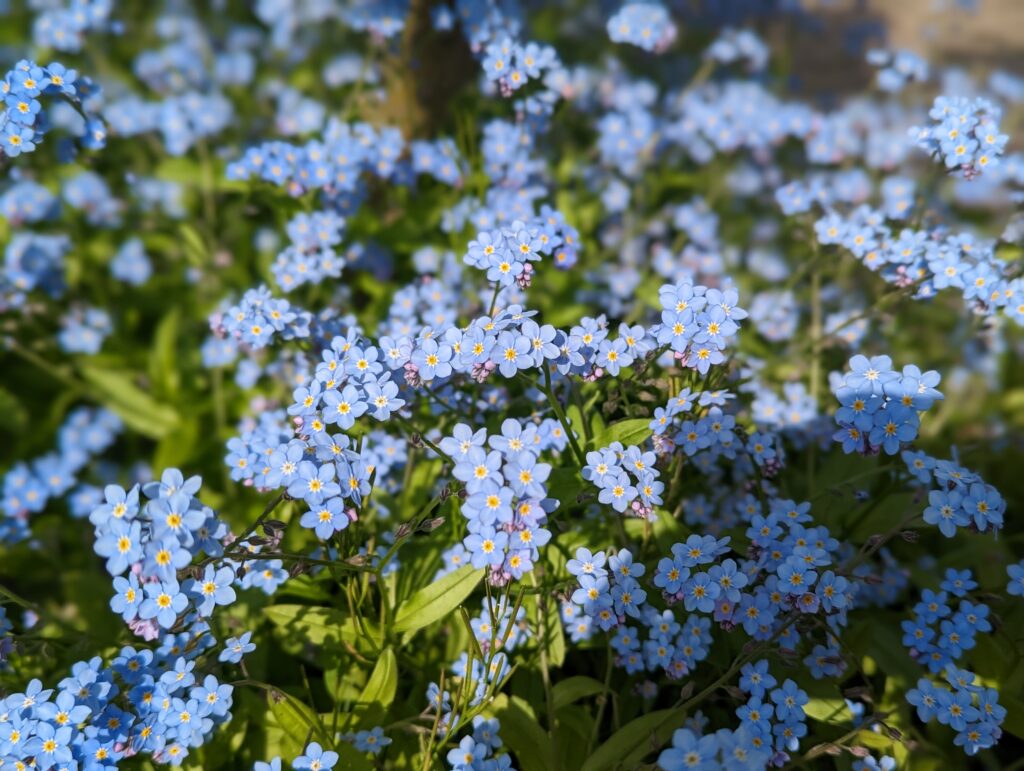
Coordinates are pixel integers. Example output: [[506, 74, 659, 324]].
[[648, 387, 753, 470], [1, 59, 104, 157], [706, 28, 770, 72], [901, 570, 991, 674], [57, 305, 112, 354], [90, 469, 231, 636], [445, 717, 515, 770], [0, 179, 58, 225], [658, 726, 772, 770], [271, 211, 347, 291], [444, 421, 555, 582], [583, 443, 661, 516], [32, 0, 113, 52], [867, 48, 929, 92], [607, 3, 677, 53], [909, 452, 1006, 537], [907, 667, 1005, 756], [1, 407, 121, 544], [227, 120, 408, 198], [0, 649, 235, 768], [910, 96, 1008, 177], [831, 355, 943, 455], [1, 462, 285, 767], [210, 286, 312, 352], [653, 284, 746, 375], [814, 212, 1022, 324], [481, 37, 560, 98], [110, 238, 153, 286], [225, 336, 395, 537]]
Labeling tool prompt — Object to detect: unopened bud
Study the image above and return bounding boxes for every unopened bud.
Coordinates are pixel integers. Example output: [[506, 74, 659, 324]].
[[419, 517, 446, 533]]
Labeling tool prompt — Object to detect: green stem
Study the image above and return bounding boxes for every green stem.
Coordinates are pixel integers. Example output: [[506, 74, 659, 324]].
[[542, 366, 586, 466], [396, 415, 454, 465], [530, 572, 558, 755], [587, 642, 615, 753]]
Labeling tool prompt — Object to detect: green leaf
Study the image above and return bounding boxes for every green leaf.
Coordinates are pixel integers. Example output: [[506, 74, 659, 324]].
[[178, 222, 208, 266], [554, 705, 594, 771], [392, 565, 483, 635], [263, 604, 380, 651], [324, 666, 366, 704], [79, 363, 180, 439], [552, 676, 607, 710], [546, 595, 566, 668], [853, 729, 896, 751], [152, 418, 200, 473], [265, 687, 329, 759], [803, 698, 854, 725], [148, 307, 181, 399], [348, 647, 398, 729], [566, 403, 589, 445], [588, 418, 652, 451], [483, 694, 553, 771], [1001, 694, 1024, 740], [581, 708, 684, 771], [546, 467, 583, 508]]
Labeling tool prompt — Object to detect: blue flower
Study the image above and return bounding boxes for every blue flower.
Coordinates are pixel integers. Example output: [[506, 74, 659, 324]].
[[185, 565, 237, 616], [94, 518, 143, 575], [1007, 561, 1024, 597], [139, 579, 188, 629], [656, 728, 719, 771], [220, 632, 256, 664], [293, 741, 339, 771], [322, 385, 368, 429]]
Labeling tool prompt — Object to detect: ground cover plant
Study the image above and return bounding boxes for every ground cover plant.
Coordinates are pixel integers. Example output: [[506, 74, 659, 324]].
[[1, 1, 1024, 769]]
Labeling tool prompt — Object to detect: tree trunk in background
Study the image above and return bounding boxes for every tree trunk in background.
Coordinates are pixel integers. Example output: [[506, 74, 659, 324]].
[[370, 0, 478, 139]]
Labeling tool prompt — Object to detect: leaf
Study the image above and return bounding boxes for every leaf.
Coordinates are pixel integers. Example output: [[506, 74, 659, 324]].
[[861, 621, 919, 683], [853, 729, 896, 751], [588, 418, 652, 451], [152, 418, 200, 473], [581, 709, 685, 771], [803, 698, 854, 725], [484, 694, 554, 771], [552, 676, 607, 710], [392, 565, 483, 635], [178, 222, 208, 266], [79, 364, 180, 439], [348, 647, 398, 729], [847, 492, 916, 541], [554, 705, 594, 771], [1001, 694, 1024, 740], [566, 403, 588, 445], [546, 595, 566, 668], [546, 467, 583, 507], [324, 666, 366, 704], [148, 307, 181, 399], [263, 604, 379, 651], [0, 387, 27, 440], [272, 575, 333, 603], [265, 686, 329, 759]]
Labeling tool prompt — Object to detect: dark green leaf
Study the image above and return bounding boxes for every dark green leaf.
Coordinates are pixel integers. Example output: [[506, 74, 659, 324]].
[[552, 676, 607, 710], [581, 708, 684, 771], [484, 694, 554, 771]]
